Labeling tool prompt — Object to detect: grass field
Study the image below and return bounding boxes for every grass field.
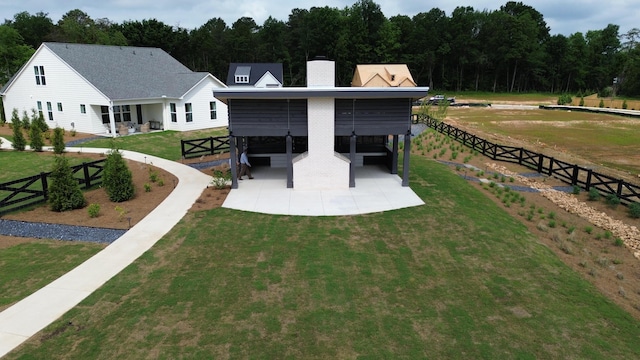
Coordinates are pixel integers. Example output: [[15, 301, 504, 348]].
[[6, 157, 640, 359], [0, 152, 101, 183], [79, 127, 228, 161], [446, 107, 640, 175]]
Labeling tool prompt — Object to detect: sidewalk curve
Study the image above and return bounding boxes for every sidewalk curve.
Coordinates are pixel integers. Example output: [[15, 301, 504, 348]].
[[0, 147, 212, 358]]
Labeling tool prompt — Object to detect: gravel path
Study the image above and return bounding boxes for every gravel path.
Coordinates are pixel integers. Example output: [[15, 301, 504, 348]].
[[0, 219, 126, 244]]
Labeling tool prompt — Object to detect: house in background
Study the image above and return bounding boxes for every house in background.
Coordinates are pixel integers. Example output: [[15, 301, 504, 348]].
[[351, 64, 417, 87], [0, 42, 228, 136], [226, 63, 284, 88], [215, 58, 429, 190]]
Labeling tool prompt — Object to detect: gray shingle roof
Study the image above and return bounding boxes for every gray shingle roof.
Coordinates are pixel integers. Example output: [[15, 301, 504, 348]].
[[43, 42, 214, 100], [226, 63, 283, 86]]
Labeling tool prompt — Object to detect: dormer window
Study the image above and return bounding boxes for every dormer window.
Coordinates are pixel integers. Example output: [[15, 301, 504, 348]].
[[34, 66, 46, 85], [390, 74, 396, 81], [235, 75, 249, 84]]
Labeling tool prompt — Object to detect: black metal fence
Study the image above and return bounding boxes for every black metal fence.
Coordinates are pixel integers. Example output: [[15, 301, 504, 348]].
[[414, 115, 640, 206], [181, 136, 230, 159], [0, 159, 106, 215]]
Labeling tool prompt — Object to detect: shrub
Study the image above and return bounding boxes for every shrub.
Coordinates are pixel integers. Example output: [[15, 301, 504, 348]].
[[70, 129, 77, 137], [629, 203, 640, 218], [31, 109, 48, 133], [605, 193, 620, 208], [614, 238, 624, 247], [587, 188, 600, 201], [148, 168, 159, 183], [144, 183, 152, 192], [20, 110, 30, 131], [103, 148, 135, 202], [599, 86, 613, 98], [11, 109, 26, 151], [48, 156, 86, 212], [584, 226, 593, 234], [598, 99, 605, 108], [571, 185, 581, 195], [622, 100, 628, 109], [579, 97, 585, 106], [87, 203, 101, 218], [29, 125, 44, 152], [557, 94, 572, 105], [211, 168, 231, 189], [52, 127, 65, 154]]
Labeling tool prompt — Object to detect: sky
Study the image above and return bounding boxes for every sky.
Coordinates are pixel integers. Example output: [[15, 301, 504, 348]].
[[2, 0, 639, 37]]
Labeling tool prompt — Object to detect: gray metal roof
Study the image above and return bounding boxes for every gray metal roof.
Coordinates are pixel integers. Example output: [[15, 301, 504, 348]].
[[214, 86, 430, 104], [40, 42, 219, 100], [226, 63, 284, 86]]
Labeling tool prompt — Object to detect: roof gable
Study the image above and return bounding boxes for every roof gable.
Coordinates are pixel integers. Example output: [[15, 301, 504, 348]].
[[41, 42, 224, 100], [227, 63, 283, 86], [352, 64, 416, 87]]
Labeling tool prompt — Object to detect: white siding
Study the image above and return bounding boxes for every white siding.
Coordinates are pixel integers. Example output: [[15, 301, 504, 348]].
[[167, 77, 228, 132], [2, 46, 110, 134]]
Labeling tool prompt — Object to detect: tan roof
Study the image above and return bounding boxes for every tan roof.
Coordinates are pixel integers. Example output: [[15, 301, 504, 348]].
[[351, 64, 417, 87]]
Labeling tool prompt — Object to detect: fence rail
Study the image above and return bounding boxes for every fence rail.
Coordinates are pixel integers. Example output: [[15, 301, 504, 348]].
[[0, 159, 106, 215], [181, 136, 230, 159], [415, 114, 640, 206]]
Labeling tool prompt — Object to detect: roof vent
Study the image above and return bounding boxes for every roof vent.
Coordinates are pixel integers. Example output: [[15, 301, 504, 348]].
[[312, 55, 330, 61]]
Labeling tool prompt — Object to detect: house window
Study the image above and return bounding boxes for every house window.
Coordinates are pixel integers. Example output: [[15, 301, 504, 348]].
[[80, 104, 86, 114], [210, 102, 217, 120], [34, 66, 46, 85], [36, 101, 43, 118], [185, 103, 193, 122], [101, 106, 110, 124], [170, 103, 177, 122], [235, 75, 249, 84], [46, 102, 53, 121], [57, 102, 63, 112], [113, 105, 131, 122]]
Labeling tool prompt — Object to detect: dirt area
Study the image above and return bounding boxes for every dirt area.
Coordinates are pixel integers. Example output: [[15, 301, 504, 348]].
[[0, 146, 230, 249]]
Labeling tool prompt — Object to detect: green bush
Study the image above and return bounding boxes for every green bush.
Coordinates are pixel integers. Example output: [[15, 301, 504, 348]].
[[48, 156, 86, 212], [103, 148, 135, 202], [52, 127, 65, 154], [572, 185, 581, 195], [598, 99, 605, 108], [29, 125, 44, 152], [557, 94, 572, 105], [579, 97, 585, 106], [31, 108, 48, 133], [87, 203, 101, 218], [622, 100, 628, 109], [605, 193, 620, 208], [614, 238, 624, 247], [144, 183, 151, 192], [628, 203, 640, 218], [587, 188, 600, 201], [20, 110, 30, 131], [11, 109, 26, 151]]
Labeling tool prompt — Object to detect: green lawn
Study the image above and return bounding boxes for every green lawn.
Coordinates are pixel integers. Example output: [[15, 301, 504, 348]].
[[79, 127, 228, 160], [0, 152, 100, 183], [0, 241, 103, 311], [7, 157, 640, 359]]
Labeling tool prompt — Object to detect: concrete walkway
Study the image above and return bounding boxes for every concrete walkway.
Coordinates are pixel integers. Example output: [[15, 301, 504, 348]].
[[0, 147, 212, 358]]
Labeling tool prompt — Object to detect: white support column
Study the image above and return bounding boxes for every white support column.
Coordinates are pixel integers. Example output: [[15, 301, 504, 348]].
[[109, 101, 117, 138]]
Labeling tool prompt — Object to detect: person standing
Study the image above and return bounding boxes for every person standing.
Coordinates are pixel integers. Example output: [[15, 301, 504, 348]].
[[238, 148, 253, 180]]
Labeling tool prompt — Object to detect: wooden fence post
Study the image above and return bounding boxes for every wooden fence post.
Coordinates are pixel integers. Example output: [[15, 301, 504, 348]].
[[586, 169, 592, 190], [83, 162, 91, 188], [41, 172, 49, 200], [537, 154, 544, 173], [180, 140, 186, 158], [209, 137, 215, 156], [548, 157, 554, 176], [617, 180, 624, 197], [572, 165, 579, 186], [518, 148, 523, 165]]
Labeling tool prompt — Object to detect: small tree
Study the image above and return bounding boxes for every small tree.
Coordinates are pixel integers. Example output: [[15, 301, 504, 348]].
[[579, 97, 585, 106], [52, 127, 65, 154], [21, 110, 30, 131], [622, 100, 628, 109], [598, 99, 605, 108], [11, 110, 26, 151], [629, 203, 640, 218], [48, 155, 86, 211], [103, 148, 135, 202], [31, 108, 49, 133], [29, 124, 44, 151]]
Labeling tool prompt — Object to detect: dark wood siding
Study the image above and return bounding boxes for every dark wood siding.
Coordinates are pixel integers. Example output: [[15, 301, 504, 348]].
[[335, 98, 412, 136], [229, 99, 308, 136]]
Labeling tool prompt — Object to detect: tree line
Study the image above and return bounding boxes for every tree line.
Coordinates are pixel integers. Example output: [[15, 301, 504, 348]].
[[2, 0, 640, 96]]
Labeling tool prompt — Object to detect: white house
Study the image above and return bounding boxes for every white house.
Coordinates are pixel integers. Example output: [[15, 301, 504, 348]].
[[226, 63, 283, 88], [0, 42, 228, 136]]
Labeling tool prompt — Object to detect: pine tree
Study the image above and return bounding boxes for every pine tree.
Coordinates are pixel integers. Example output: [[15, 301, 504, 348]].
[[103, 148, 135, 202], [29, 124, 44, 151], [11, 109, 26, 151], [48, 156, 86, 212], [52, 127, 65, 154], [31, 108, 49, 133]]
